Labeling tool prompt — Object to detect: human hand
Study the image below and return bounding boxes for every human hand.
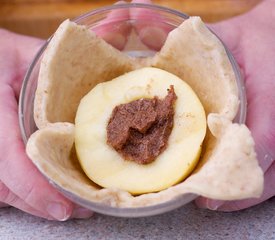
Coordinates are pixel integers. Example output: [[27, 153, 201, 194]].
[[195, 0, 275, 211], [0, 29, 95, 220]]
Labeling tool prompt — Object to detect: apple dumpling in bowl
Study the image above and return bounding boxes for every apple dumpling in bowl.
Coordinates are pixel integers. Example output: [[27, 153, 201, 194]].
[[24, 8, 263, 216]]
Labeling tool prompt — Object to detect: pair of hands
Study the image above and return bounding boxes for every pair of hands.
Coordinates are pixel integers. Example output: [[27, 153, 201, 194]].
[[0, 0, 274, 220]]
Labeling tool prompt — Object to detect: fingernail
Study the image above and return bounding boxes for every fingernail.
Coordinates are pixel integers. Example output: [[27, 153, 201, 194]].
[[72, 207, 94, 219], [195, 198, 225, 210], [47, 202, 69, 221], [139, 27, 167, 50], [132, 0, 152, 3], [103, 32, 127, 50], [207, 200, 225, 210], [115, 0, 127, 4]]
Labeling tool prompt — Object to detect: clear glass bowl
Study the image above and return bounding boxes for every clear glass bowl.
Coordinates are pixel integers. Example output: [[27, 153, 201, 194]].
[[19, 3, 246, 217]]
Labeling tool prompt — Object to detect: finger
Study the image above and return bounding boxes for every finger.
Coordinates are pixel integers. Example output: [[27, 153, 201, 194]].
[[195, 198, 225, 211], [0, 202, 9, 208], [208, 19, 244, 67], [240, 15, 275, 173], [0, 85, 74, 221], [246, 81, 275, 172], [132, 0, 152, 3], [0, 179, 93, 220], [70, 205, 94, 219], [0, 180, 54, 219], [130, 0, 174, 51], [92, 1, 132, 50], [243, 36, 275, 173]]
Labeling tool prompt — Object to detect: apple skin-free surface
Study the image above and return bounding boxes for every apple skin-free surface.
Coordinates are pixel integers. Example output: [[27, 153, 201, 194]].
[[75, 67, 206, 194]]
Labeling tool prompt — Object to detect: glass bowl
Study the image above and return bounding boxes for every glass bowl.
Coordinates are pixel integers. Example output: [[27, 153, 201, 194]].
[[19, 3, 246, 217]]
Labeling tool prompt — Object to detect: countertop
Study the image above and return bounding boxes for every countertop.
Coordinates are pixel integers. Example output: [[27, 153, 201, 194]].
[[1, 197, 275, 240]]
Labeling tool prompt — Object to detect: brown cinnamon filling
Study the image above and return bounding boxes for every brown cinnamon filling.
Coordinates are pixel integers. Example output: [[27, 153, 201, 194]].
[[107, 86, 177, 164]]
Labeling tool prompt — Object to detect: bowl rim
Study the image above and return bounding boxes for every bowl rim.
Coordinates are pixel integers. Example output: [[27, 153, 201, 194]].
[[19, 3, 246, 217], [73, 2, 190, 23]]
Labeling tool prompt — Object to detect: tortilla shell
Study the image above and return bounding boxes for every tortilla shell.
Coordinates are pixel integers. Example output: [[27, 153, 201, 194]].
[[26, 17, 263, 208], [34, 20, 143, 129]]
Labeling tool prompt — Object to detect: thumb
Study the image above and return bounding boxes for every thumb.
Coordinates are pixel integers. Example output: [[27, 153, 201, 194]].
[[92, 1, 131, 50], [207, 18, 242, 63], [130, 0, 174, 51]]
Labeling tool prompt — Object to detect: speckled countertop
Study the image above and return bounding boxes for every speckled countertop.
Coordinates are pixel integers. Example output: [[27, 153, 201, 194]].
[[1, 197, 274, 240]]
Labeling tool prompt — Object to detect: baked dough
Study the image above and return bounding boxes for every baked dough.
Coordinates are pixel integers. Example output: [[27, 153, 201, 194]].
[[26, 17, 263, 208]]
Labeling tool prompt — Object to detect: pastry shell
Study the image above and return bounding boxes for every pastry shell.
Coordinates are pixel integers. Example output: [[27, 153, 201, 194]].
[[26, 17, 263, 208]]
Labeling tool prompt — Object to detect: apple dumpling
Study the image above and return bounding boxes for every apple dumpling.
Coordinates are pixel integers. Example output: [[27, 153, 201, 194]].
[[26, 17, 263, 208]]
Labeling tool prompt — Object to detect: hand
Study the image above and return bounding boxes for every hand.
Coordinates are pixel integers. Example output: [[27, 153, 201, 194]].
[[195, 0, 275, 211], [0, 29, 94, 220]]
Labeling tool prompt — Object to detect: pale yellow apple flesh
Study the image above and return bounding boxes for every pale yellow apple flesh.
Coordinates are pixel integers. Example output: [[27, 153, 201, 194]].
[[75, 67, 206, 194]]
